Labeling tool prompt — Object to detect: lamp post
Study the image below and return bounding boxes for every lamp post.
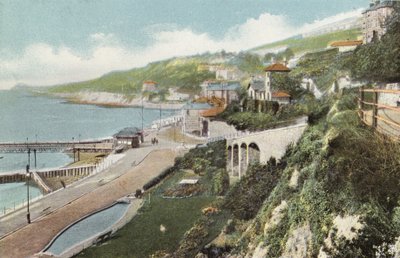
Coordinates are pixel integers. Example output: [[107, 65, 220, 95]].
[[26, 164, 31, 224]]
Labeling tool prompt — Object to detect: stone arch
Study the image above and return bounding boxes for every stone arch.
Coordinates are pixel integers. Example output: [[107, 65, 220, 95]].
[[240, 143, 247, 175], [232, 144, 239, 176], [227, 145, 232, 170], [248, 142, 260, 165]]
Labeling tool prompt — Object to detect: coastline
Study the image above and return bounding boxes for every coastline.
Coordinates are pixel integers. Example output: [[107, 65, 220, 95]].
[[53, 92, 185, 110]]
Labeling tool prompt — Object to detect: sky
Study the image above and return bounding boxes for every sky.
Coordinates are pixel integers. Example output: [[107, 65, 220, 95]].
[[0, 0, 368, 89]]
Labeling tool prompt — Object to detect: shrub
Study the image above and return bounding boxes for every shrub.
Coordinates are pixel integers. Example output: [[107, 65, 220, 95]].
[[211, 169, 230, 196], [224, 162, 280, 220], [143, 167, 176, 190]]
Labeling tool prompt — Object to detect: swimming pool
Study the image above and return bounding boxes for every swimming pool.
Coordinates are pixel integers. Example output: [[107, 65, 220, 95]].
[[43, 202, 130, 256]]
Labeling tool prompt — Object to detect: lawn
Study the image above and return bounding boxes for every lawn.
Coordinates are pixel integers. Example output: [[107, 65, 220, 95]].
[[76, 170, 216, 258]]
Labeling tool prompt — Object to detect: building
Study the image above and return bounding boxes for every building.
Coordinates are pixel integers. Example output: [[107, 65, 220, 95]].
[[201, 81, 241, 104], [182, 102, 213, 136], [113, 127, 143, 148], [142, 80, 159, 93], [271, 91, 291, 105], [362, 0, 400, 43], [247, 63, 292, 105], [329, 40, 363, 52], [247, 79, 267, 100]]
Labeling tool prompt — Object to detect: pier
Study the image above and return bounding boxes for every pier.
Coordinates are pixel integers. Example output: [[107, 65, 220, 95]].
[[0, 139, 114, 153]]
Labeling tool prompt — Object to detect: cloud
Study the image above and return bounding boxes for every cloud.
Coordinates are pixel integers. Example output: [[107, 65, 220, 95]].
[[300, 8, 363, 33], [0, 10, 361, 89]]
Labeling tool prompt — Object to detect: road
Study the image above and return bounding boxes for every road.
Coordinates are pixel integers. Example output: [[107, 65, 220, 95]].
[[0, 136, 185, 258]]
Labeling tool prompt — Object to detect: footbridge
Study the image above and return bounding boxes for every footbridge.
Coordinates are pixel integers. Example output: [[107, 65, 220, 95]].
[[226, 117, 308, 177]]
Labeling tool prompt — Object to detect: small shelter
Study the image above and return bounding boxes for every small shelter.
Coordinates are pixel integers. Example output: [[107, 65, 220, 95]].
[[113, 127, 143, 148]]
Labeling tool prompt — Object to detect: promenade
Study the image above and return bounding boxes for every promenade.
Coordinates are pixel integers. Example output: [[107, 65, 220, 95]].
[[0, 136, 184, 258]]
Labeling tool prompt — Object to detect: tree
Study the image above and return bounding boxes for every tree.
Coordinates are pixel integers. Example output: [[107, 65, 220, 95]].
[[271, 73, 305, 99]]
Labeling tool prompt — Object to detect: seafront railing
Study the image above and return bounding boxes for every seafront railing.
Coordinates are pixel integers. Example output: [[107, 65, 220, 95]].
[[0, 153, 125, 217]]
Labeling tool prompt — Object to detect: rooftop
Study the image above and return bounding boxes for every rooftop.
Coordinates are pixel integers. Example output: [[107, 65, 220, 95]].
[[272, 91, 291, 98], [248, 80, 265, 91], [143, 80, 157, 85], [330, 40, 363, 47], [207, 81, 241, 91], [363, 0, 400, 13], [114, 127, 142, 138], [264, 63, 291, 72], [200, 106, 225, 117]]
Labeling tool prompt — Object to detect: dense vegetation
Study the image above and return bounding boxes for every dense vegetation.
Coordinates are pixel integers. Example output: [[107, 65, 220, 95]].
[[350, 12, 400, 83], [176, 91, 400, 257]]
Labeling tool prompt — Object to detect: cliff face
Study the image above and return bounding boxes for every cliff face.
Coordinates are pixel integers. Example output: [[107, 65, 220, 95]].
[[178, 92, 400, 258]]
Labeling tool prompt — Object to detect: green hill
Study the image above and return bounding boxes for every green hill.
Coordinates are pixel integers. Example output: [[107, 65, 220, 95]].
[[45, 28, 362, 97], [251, 28, 362, 55], [47, 56, 215, 96]]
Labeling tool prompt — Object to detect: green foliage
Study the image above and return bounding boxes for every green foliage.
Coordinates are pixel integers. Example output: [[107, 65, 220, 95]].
[[271, 73, 305, 99], [263, 48, 295, 63], [350, 12, 400, 83], [211, 169, 230, 196], [78, 189, 216, 258], [323, 203, 396, 257], [225, 112, 276, 131], [224, 161, 281, 220], [176, 140, 227, 170], [143, 167, 176, 191], [229, 52, 263, 73], [174, 210, 231, 257]]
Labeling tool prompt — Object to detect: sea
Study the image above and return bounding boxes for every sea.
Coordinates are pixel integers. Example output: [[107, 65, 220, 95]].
[[0, 89, 178, 213]]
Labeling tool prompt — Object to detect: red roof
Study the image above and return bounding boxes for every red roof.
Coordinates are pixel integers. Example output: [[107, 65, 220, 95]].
[[264, 63, 291, 72], [143, 80, 157, 85], [330, 40, 363, 47], [200, 107, 225, 117], [272, 91, 291, 98]]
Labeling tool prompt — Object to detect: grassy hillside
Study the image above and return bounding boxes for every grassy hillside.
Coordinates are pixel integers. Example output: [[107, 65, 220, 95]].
[[47, 56, 215, 96], [171, 91, 400, 257], [251, 28, 362, 55]]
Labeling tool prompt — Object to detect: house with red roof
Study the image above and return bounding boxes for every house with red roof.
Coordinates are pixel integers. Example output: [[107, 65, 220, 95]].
[[329, 40, 363, 52], [247, 63, 292, 105]]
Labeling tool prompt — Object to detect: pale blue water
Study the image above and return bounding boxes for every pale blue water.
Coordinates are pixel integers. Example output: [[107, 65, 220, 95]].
[[0, 89, 177, 172], [0, 89, 177, 212], [45, 202, 129, 256], [0, 182, 42, 214]]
